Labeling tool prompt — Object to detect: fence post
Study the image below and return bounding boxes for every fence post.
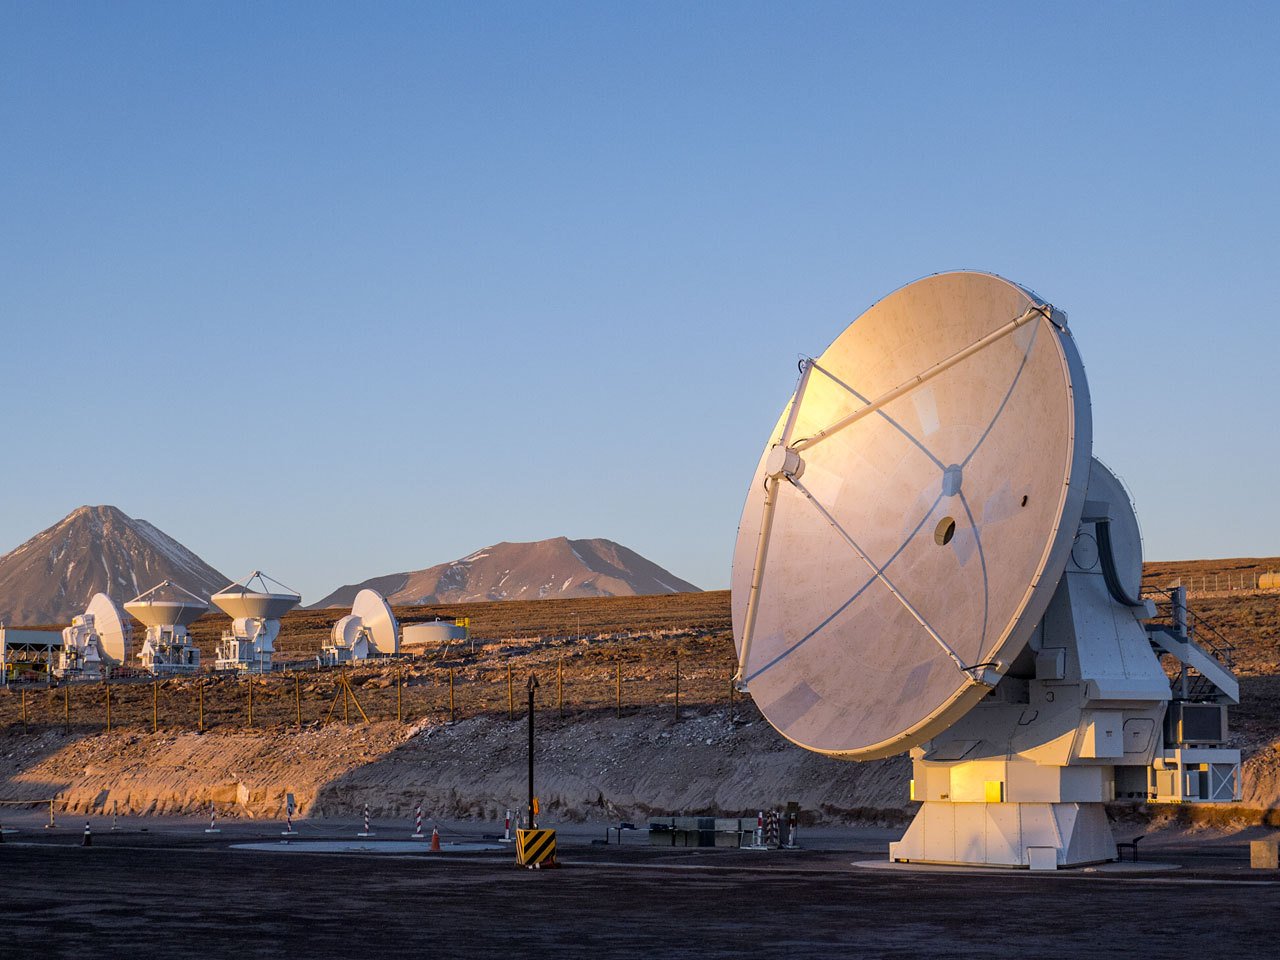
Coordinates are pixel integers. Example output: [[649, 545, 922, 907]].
[[674, 655, 680, 722], [342, 674, 370, 724]]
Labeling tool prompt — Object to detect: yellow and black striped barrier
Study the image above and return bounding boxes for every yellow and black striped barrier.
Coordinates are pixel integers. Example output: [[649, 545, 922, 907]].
[[516, 828, 557, 868]]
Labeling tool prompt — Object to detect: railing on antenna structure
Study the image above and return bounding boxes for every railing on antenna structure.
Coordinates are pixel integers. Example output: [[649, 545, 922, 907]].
[[1140, 584, 1236, 671]]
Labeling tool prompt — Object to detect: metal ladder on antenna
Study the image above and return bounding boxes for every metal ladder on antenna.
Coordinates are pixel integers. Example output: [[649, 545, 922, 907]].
[[1143, 585, 1238, 703]]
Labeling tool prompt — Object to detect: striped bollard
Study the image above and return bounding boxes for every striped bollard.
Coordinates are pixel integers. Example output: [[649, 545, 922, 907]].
[[499, 809, 514, 843], [357, 802, 375, 837], [412, 804, 425, 839], [205, 803, 221, 834]]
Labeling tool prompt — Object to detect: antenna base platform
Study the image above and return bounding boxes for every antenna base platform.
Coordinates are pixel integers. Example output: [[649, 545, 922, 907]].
[[890, 801, 1115, 870]]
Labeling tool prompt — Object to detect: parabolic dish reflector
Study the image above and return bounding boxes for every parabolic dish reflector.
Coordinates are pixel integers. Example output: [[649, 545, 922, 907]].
[[85, 593, 130, 663], [212, 571, 302, 621], [125, 581, 210, 628], [351, 589, 398, 655], [731, 271, 1092, 760]]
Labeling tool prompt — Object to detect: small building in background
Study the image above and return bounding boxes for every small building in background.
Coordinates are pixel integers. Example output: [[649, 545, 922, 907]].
[[0, 626, 63, 683], [401, 617, 469, 651]]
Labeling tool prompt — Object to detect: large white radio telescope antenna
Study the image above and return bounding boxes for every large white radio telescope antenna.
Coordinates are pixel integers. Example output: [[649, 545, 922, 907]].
[[351, 589, 399, 656], [125, 580, 209, 675], [731, 271, 1241, 869], [212, 571, 302, 674], [58, 592, 134, 679], [732, 271, 1089, 760], [321, 589, 399, 665]]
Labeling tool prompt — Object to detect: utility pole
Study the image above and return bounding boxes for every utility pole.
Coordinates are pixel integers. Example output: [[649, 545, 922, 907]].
[[527, 672, 539, 830]]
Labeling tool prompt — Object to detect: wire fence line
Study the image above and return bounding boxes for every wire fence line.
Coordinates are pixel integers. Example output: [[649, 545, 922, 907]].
[[1157, 571, 1280, 596], [0, 655, 750, 734]]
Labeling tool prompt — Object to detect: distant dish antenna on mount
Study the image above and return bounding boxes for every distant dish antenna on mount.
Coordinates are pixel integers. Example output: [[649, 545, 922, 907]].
[[125, 580, 209, 676], [353, 589, 398, 656], [59, 593, 133, 679], [212, 571, 302, 674], [320, 589, 399, 666], [731, 271, 1241, 869]]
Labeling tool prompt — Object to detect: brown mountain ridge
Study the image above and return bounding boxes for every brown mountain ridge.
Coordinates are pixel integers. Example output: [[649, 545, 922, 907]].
[[311, 537, 700, 608], [0, 505, 229, 624]]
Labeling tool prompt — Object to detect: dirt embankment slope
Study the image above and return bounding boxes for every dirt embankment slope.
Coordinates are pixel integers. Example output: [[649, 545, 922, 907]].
[[0, 710, 910, 825], [7, 700, 1280, 827]]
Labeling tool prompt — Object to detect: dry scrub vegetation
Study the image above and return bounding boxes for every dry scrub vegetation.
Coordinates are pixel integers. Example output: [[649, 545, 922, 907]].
[[0, 592, 742, 733]]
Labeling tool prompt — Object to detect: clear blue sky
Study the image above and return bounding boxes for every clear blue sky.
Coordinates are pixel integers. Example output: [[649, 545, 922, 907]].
[[2, 2, 1277, 601]]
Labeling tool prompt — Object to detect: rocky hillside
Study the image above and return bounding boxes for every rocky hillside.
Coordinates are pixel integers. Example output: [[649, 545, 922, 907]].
[[312, 537, 699, 608], [0, 505, 228, 624], [0, 711, 909, 824]]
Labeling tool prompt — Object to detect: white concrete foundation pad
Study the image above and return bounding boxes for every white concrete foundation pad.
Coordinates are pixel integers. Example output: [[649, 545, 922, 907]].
[[853, 859, 1181, 875], [232, 840, 502, 854]]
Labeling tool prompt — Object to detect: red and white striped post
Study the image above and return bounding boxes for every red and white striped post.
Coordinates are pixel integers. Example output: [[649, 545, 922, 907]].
[[412, 804, 425, 839], [357, 802, 375, 837], [205, 803, 220, 834], [499, 809, 514, 844]]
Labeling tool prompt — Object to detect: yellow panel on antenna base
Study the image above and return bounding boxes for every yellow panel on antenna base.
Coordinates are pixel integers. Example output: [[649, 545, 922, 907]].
[[984, 781, 1005, 803], [909, 779, 916, 801]]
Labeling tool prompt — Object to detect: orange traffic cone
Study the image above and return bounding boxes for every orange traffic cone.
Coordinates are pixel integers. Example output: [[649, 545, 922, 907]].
[[430, 825, 441, 852]]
